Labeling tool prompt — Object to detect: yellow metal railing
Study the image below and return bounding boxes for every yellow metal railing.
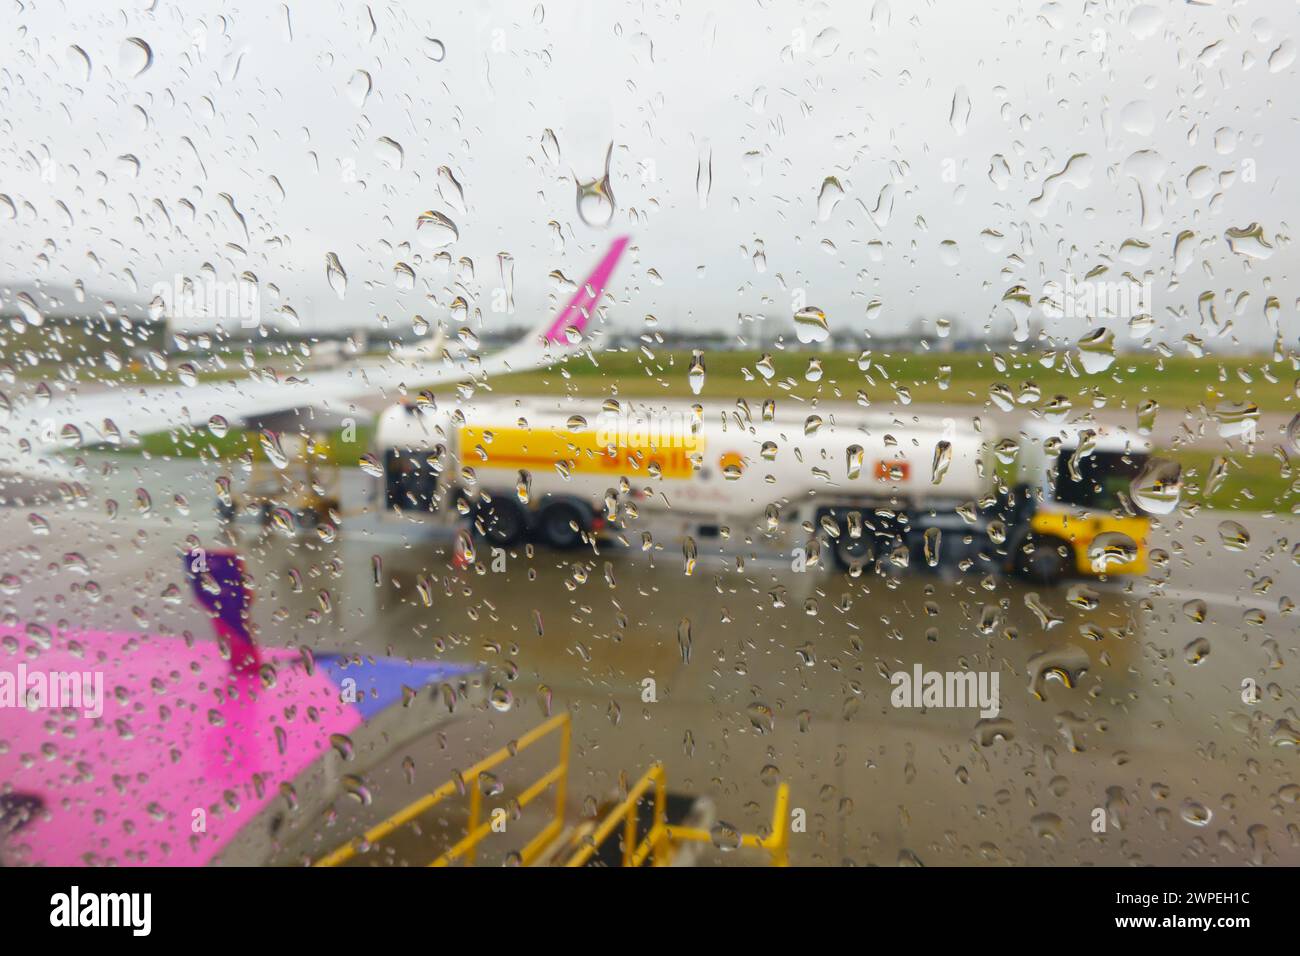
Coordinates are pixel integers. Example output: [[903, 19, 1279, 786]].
[[564, 763, 791, 867], [315, 711, 572, 867], [316, 711, 791, 868]]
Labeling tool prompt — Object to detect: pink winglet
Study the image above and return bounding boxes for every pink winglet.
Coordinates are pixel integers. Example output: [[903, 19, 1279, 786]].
[[542, 235, 630, 344]]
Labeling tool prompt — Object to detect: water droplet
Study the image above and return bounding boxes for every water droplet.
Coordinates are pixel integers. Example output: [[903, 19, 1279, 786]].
[[688, 350, 706, 395], [1087, 532, 1137, 572], [575, 143, 616, 227], [1180, 800, 1212, 827], [1224, 222, 1274, 259], [347, 69, 372, 107], [15, 292, 43, 327], [540, 128, 561, 165], [342, 775, 372, 806], [416, 210, 459, 249], [746, 702, 775, 734], [325, 252, 347, 299], [1183, 599, 1207, 623], [1129, 457, 1182, 515], [817, 176, 844, 221], [793, 306, 829, 344], [949, 85, 972, 135], [1217, 520, 1250, 552], [923, 527, 941, 567], [1184, 637, 1211, 665], [1210, 400, 1259, 441], [1028, 153, 1092, 217], [1076, 327, 1116, 374], [423, 37, 446, 61], [119, 37, 153, 78], [682, 536, 697, 575], [330, 733, 355, 761], [677, 618, 692, 663], [710, 821, 742, 851], [260, 429, 289, 469], [66, 44, 92, 82], [846, 444, 863, 479], [696, 146, 712, 208], [374, 136, 404, 170], [931, 440, 952, 485], [1027, 645, 1090, 698]]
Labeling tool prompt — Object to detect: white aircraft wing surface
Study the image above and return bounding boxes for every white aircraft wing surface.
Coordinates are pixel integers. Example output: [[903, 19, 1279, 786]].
[[0, 237, 629, 482]]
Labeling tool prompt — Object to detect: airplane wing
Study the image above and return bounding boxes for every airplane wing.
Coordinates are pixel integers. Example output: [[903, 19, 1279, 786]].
[[0, 237, 630, 479], [0, 549, 482, 866]]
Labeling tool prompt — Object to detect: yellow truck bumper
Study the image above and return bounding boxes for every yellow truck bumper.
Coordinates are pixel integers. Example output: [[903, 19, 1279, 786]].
[[1029, 509, 1150, 576]]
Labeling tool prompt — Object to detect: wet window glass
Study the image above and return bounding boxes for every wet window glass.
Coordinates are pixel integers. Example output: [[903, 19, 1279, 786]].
[[0, 0, 1296, 880]]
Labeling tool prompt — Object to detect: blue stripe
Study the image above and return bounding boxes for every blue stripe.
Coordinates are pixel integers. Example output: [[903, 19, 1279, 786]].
[[314, 655, 477, 719]]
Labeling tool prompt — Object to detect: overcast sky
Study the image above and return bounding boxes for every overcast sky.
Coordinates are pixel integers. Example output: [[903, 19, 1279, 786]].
[[2, 0, 1297, 352]]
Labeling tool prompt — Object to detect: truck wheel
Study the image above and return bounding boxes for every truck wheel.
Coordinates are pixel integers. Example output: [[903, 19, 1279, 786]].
[[830, 533, 873, 572], [479, 497, 527, 548], [1017, 538, 1070, 585], [538, 502, 584, 549]]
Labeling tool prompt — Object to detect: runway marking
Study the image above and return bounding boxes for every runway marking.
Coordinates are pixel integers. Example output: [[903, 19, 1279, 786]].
[[1103, 582, 1254, 610]]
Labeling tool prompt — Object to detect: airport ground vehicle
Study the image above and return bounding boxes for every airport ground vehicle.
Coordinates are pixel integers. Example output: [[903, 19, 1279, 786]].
[[372, 396, 1155, 584], [999, 421, 1152, 581], [216, 429, 341, 530]]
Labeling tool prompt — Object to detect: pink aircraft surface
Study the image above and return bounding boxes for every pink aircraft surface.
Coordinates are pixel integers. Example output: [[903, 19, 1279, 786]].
[[0, 550, 475, 866]]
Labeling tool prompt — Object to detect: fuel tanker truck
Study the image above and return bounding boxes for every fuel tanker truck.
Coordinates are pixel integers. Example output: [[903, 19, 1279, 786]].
[[371, 395, 1154, 584]]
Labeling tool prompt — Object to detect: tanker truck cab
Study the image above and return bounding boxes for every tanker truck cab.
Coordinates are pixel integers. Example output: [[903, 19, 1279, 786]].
[[1008, 422, 1152, 583], [375, 400, 451, 517]]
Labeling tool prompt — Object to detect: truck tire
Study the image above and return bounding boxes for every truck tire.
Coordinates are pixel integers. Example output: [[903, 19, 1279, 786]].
[[830, 532, 874, 572], [538, 501, 585, 549], [1016, 537, 1070, 585], [479, 497, 527, 548]]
